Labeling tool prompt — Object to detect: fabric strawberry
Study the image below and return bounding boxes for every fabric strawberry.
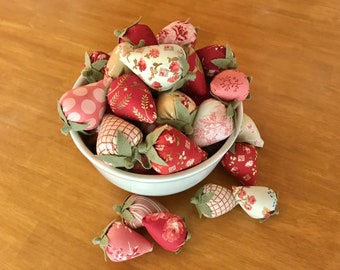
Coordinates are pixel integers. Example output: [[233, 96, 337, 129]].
[[196, 44, 237, 79], [119, 44, 194, 91], [105, 42, 133, 80], [190, 183, 237, 218], [142, 212, 190, 252], [114, 17, 158, 46], [81, 51, 110, 83], [210, 69, 250, 101], [92, 220, 153, 262], [232, 186, 279, 221], [57, 79, 108, 135], [221, 142, 258, 186], [114, 194, 169, 229], [138, 124, 208, 174], [156, 19, 198, 47], [190, 98, 234, 147], [236, 113, 264, 147], [156, 90, 197, 135], [107, 73, 157, 123]]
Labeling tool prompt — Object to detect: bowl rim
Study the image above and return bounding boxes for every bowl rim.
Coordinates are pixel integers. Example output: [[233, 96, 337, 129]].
[[70, 75, 243, 183]]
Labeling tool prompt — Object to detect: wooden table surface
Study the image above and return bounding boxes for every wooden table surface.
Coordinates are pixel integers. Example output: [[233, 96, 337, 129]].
[[1, 0, 339, 269]]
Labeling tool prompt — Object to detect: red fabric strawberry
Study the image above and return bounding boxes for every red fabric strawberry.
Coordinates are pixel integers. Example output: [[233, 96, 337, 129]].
[[107, 73, 157, 123], [115, 194, 169, 229], [190, 183, 237, 218], [81, 51, 110, 83], [196, 44, 237, 79], [221, 142, 258, 186], [114, 17, 158, 46], [142, 212, 190, 252], [92, 220, 153, 262], [138, 125, 208, 174], [156, 19, 197, 47], [57, 79, 108, 135]]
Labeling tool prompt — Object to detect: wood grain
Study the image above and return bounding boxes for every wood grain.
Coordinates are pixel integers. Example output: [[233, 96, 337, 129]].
[[0, 0, 339, 269]]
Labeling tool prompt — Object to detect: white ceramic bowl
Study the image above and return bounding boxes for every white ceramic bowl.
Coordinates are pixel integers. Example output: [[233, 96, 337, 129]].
[[70, 76, 243, 196]]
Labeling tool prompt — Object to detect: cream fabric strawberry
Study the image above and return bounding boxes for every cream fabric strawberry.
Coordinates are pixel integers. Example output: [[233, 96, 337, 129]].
[[57, 79, 108, 135], [119, 44, 193, 91], [190, 184, 237, 218], [156, 90, 197, 135], [210, 69, 250, 101], [114, 194, 169, 229], [105, 42, 133, 80], [142, 212, 190, 252], [221, 142, 258, 186], [138, 125, 208, 174], [190, 98, 234, 147], [236, 113, 264, 147], [156, 19, 198, 47], [92, 220, 153, 262], [107, 73, 157, 123], [232, 186, 279, 221]]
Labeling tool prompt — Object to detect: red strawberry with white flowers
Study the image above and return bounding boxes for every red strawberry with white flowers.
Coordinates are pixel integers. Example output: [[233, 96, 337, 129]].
[[57, 79, 108, 135], [221, 142, 258, 186], [81, 51, 110, 83], [196, 44, 237, 79], [190, 183, 237, 218], [138, 124, 208, 174], [92, 220, 153, 262], [114, 17, 158, 46], [107, 73, 157, 124], [114, 194, 169, 229], [156, 19, 198, 47], [142, 212, 190, 252]]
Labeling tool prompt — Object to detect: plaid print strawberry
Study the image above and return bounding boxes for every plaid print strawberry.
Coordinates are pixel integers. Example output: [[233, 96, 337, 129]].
[[92, 220, 153, 262], [190, 183, 237, 218], [107, 73, 157, 124]]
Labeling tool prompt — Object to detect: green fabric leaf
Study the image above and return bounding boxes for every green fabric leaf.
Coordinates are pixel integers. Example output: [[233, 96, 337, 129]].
[[121, 209, 135, 222], [145, 125, 167, 148], [211, 44, 238, 70], [91, 59, 108, 71], [116, 131, 133, 157], [200, 192, 215, 204], [145, 146, 168, 166]]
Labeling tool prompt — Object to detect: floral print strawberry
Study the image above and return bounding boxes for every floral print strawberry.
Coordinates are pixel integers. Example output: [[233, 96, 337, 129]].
[[190, 98, 234, 147], [190, 183, 237, 218], [114, 194, 169, 229], [142, 212, 190, 252], [138, 124, 208, 174], [210, 69, 250, 101], [57, 79, 108, 135], [232, 186, 279, 221], [81, 51, 110, 83], [119, 44, 193, 91], [107, 73, 157, 123], [236, 113, 264, 147], [156, 19, 198, 47], [221, 142, 258, 186], [92, 220, 153, 262], [196, 44, 237, 79]]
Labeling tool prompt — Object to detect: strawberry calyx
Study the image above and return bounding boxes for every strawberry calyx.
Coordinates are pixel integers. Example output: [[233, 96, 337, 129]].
[[114, 196, 136, 222], [211, 44, 238, 70], [190, 186, 215, 218], [92, 219, 116, 261], [114, 17, 147, 48], [81, 52, 108, 83]]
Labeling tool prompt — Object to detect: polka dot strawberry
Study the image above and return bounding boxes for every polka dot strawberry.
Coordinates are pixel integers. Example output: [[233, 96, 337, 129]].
[[92, 220, 153, 262], [232, 186, 279, 221], [142, 212, 190, 252], [114, 194, 169, 229], [107, 72, 157, 124], [190, 183, 237, 218], [236, 113, 264, 147], [221, 142, 258, 186], [57, 79, 108, 135]]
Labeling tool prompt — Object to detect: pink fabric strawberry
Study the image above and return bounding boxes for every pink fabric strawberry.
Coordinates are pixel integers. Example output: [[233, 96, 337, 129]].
[[190, 98, 234, 147], [221, 142, 258, 186], [210, 69, 250, 101], [105, 43, 133, 80], [81, 51, 110, 83], [138, 125, 208, 174], [107, 73, 157, 123], [114, 194, 169, 229], [232, 186, 279, 221], [57, 79, 108, 135], [114, 17, 158, 46], [119, 44, 193, 91], [156, 19, 197, 47], [142, 212, 190, 252], [92, 220, 153, 262], [236, 113, 264, 147], [196, 44, 237, 79], [190, 183, 237, 218]]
